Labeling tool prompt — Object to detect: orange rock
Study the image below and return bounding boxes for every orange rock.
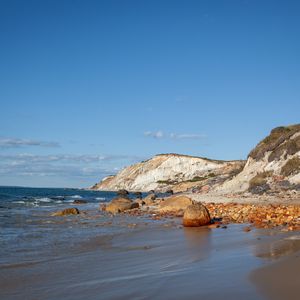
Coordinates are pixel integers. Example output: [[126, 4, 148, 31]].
[[183, 203, 211, 227], [243, 226, 251, 232], [51, 207, 80, 216]]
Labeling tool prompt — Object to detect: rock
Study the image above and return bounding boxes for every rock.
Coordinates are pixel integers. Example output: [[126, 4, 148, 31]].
[[134, 192, 142, 199], [131, 202, 139, 209], [73, 199, 87, 204], [276, 180, 292, 190], [183, 203, 211, 227], [106, 197, 138, 214], [51, 207, 80, 216], [135, 198, 145, 206], [166, 189, 174, 194], [159, 195, 194, 213], [143, 194, 157, 205], [249, 183, 271, 195], [99, 203, 106, 211], [243, 226, 251, 232], [208, 223, 220, 229], [117, 189, 129, 197]]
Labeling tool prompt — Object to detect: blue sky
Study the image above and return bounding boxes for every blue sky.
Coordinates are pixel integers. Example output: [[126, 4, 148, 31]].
[[0, 0, 299, 188]]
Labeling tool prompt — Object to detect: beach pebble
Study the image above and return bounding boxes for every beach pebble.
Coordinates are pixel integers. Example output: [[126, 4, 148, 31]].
[[243, 226, 251, 232]]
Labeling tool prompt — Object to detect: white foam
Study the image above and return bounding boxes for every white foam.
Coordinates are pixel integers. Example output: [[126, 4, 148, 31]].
[[36, 197, 52, 203], [71, 195, 82, 199], [96, 197, 106, 200], [14, 201, 25, 204]]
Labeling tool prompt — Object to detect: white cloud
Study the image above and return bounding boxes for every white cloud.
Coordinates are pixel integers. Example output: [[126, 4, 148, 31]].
[[144, 131, 206, 140], [0, 138, 59, 148], [144, 131, 164, 139], [170, 133, 207, 140], [0, 153, 144, 179]]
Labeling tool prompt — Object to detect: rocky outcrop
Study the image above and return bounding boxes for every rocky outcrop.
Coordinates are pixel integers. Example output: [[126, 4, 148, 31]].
[[215, 124, 300, 194], [183, 203, 211, 227], [105, 197, 139, 214], [158, 195, 194, 213], [51, 207, 80, 216], [92, 153, 245, 192]]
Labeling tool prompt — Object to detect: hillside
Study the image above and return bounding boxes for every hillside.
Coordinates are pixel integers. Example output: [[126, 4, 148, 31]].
[[91, 154, 245, 192], [215, 124, 300, 194], [92, 124, 300, 195]]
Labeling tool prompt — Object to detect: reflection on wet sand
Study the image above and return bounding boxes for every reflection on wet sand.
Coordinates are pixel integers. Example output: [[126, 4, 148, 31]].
[[251, 233, 300, 300], [254, 234, 300, 259], [183, 227, 212, 262]]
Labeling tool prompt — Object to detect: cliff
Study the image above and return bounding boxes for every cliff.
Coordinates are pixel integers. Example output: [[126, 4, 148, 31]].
[[92, 124, 300, 195], [91, 153, 245, 192], [215, 124, 300, 194]]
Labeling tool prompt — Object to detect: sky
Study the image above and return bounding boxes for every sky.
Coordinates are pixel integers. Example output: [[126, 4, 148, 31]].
[[0, 0, 299, 188]]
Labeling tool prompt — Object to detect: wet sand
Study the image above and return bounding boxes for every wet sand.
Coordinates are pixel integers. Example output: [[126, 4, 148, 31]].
[[1, 209, 299, 300], [0, 215, 266, 300], [250, 235, 300, 300]]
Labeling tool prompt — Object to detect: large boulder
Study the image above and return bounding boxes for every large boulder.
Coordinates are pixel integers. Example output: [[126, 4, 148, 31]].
[[51, 207, 80, 217], [106, 197, 139, 214], [183, 203, 211, 227], [159, 195, 194, 213]]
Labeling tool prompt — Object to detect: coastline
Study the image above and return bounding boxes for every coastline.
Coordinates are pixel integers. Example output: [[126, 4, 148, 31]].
[[1, 186, 300, 300]]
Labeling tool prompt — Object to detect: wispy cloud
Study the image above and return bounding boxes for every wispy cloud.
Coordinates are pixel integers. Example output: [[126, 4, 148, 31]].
[[0, 153, 143, 179], [0, 154, 141, 163], [144, 131, 164, 139], [0, 138, 60, 148], [144, 131, 206, 140]]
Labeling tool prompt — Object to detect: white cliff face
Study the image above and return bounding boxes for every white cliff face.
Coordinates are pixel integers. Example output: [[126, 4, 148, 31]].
[[215, 127, 300, 194], [93, 125, 300, 194], [92, 154, 242, 192]]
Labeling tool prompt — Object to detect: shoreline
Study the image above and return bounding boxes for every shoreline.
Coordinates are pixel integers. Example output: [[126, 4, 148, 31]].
[[2, 186, 300, 300]]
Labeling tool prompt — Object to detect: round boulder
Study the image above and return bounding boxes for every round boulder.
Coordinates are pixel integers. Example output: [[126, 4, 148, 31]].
[[183, 203, 211, 227]]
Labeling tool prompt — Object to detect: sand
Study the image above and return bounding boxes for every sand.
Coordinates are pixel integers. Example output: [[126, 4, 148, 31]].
[[250, 235, 300, 300]]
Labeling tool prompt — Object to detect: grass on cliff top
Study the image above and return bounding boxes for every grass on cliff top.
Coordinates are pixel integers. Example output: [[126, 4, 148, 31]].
[[249, 124, 300, 161], [157, 173, 216, 185], [281, 156, 300, 177]]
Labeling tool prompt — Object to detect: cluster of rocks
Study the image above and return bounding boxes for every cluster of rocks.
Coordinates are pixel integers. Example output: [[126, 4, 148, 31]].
[[50, 189, 300, 231], [205, 202, 300, 231], [100, 192, 300, 231]]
